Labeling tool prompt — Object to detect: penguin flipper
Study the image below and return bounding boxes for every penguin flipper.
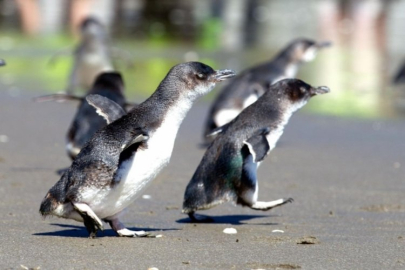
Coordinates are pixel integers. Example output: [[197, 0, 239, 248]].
[[206, 122, 230, 138], [243, 127, 271, 162], [33, 93, 83, 103], [122, 133, 149, 151], [86, 94, 126, 124]]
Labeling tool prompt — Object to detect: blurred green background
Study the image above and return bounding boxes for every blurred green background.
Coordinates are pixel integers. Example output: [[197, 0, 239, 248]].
[[1, 0, 405, 119]]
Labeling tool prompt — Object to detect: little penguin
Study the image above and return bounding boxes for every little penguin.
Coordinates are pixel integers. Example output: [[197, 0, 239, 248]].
[[203, 38, 331, 141], [68, 17, 114, 94], [39, 62, 235, 238], [183, 79, 330, 222], [65, 72, 127, 160], [49, 17, 115, 94]]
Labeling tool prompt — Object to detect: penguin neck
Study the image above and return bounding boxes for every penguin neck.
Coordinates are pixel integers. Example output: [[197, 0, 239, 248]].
[[142, 82, 194, 131], [272, 50, 301, 78], [263, 102, 298, 150], [260, 93, 307, 133], [277, 99, 308, 128]]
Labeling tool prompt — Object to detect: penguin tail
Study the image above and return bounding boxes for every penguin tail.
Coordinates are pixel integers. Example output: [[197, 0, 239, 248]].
[[39, 192, 61, 217], [182, 185, 207, 214], [182, 193, 197, 214]]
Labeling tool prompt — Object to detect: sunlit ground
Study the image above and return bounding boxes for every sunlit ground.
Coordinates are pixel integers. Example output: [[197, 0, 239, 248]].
[[0, 31, 404, 120]]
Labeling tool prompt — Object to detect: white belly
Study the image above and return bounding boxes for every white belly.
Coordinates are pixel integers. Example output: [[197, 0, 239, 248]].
[[92, 130, 176, 218], [266, 126, 284, 150], [266, 99, 308, 150], [84, 102, 191, 219]]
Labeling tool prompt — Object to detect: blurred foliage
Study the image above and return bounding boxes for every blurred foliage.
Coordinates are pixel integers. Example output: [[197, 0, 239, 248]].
[[0, 31, 398, 119], [198, 18, 222, 50]]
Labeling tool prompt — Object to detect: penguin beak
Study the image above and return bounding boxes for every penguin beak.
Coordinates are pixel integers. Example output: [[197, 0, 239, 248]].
[[310, 86, 330, 96], [213, 69, 236, 82], [316, 41, 332, 48]]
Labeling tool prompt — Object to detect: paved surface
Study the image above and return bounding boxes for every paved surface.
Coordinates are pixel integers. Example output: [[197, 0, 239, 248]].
[[0, 90, 404, 270]]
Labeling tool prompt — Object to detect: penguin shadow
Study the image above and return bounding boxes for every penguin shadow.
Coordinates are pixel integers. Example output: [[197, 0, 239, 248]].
[[34, 223, 179, 238], [176, 214, 279, 225]]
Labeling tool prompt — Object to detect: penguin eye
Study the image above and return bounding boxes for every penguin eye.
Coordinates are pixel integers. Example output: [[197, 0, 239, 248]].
[[196, 73, 206, 80], [300, 87, 306, 94]]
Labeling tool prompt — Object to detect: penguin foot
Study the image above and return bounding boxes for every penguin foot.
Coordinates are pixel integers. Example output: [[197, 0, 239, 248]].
[[188, 212, 214, 223], [106, 217, 149, 237], [72, 203, 104, 238], [250, 198, 294, 211], [117, 228, 148, 237]]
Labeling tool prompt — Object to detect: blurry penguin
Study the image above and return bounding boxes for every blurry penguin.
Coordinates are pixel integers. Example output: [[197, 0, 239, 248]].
[[183, 79, 330, 222], [34, 72, 132, 161], [34, 72, 135, 177], [50, 17, 132, 94], [39, 62, 235, 238], [393, 60, 405, 84], [65, 72, 128, 160], [203, 38, 331, 142]]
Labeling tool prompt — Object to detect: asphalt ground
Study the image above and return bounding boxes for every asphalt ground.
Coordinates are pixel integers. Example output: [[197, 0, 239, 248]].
[[0, 90, 404, 269]]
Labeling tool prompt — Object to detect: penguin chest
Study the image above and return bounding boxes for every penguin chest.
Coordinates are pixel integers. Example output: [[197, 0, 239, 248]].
[[119, 130, 175, 192], [266, 126, 284, 150], [97, 121, 180, 217]]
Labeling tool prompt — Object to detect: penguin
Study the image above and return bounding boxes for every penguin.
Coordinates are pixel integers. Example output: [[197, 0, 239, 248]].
[[39, 62, 235, 238], [49, 17, 115, 94], [183, 79, 330, 222], [65, 72, 127, 160], [203, 38, 331, 141], [68, 17, 115, 94], [393, 60, 405, 84], [33, 72, 138, 162]]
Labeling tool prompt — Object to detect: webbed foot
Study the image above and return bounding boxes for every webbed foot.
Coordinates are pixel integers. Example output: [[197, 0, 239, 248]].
[[106, 217, 152, 237], [250, 198, 294, 211], [117, 228, 148, 237]]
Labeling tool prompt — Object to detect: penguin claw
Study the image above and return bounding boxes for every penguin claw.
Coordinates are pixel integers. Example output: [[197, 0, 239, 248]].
[[285, 198, 294, 204]]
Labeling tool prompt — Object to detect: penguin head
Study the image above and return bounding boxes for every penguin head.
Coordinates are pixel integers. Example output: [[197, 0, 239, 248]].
[[272, 79, 330, 111], [286, 38, 331, 63], [92, 72, 124, 94], [80, 16, 107, 40], [167, 62, 235, 99]]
